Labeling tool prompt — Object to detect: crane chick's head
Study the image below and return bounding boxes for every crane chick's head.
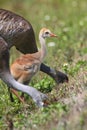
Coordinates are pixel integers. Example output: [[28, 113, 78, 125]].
[[39, 28, 57, 39]]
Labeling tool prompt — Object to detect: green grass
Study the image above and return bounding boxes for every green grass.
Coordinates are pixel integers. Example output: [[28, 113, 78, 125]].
[[0, 0, 87, 129]]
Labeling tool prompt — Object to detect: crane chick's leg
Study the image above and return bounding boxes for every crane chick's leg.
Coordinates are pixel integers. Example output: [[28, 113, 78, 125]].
[[0, 37, 47, 107], [10, 88, 25, 103], [8, 87, 14, 102], [9, 88, 25, 103], [9, 77, 29, 103], [40, 63, 68, 84], [9, 87, 25, 103], [9, 78, 30, 103]]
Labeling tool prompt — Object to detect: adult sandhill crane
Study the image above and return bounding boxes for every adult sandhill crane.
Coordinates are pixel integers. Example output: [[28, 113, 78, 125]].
[[9, 28, 57, 103], [0, 9, 68, 107]]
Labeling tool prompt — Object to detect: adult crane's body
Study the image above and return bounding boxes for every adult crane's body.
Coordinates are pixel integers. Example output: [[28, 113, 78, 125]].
[[0, 9, 68, 107], [0, 9, 37, 53]]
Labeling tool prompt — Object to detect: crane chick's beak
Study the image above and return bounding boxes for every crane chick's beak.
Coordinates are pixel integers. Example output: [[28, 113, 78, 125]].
[[50, 33, 57, 37]]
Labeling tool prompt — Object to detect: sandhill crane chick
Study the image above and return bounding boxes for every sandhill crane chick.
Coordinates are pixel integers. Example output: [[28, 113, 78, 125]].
[[9, 28, 57, 103]]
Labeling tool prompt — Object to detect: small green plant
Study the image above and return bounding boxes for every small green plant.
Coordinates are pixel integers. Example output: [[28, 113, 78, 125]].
[[62, 60, 87, 76], [30, 76, 55, 93]]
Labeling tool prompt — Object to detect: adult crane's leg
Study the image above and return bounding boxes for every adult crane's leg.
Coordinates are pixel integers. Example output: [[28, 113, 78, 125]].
[[40, 63, 68, 83], [0, 37, 47, 107]]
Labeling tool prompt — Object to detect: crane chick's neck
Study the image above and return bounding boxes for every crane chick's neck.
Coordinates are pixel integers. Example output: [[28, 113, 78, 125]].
[[39, 35, 47, 61], [39, 35, 46, 43]]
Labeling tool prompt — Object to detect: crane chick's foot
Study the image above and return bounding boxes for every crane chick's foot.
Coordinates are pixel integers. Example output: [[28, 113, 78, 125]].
[[54, 70, 69, 84]]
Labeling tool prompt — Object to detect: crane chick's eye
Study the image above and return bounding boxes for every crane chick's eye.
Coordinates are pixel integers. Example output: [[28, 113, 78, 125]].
[[45, 32, 49, 34]]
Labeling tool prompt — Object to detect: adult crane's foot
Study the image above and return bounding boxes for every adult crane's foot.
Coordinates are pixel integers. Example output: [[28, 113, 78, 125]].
[[54, 70, 69, 84], [31, 89, 48, 107]]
